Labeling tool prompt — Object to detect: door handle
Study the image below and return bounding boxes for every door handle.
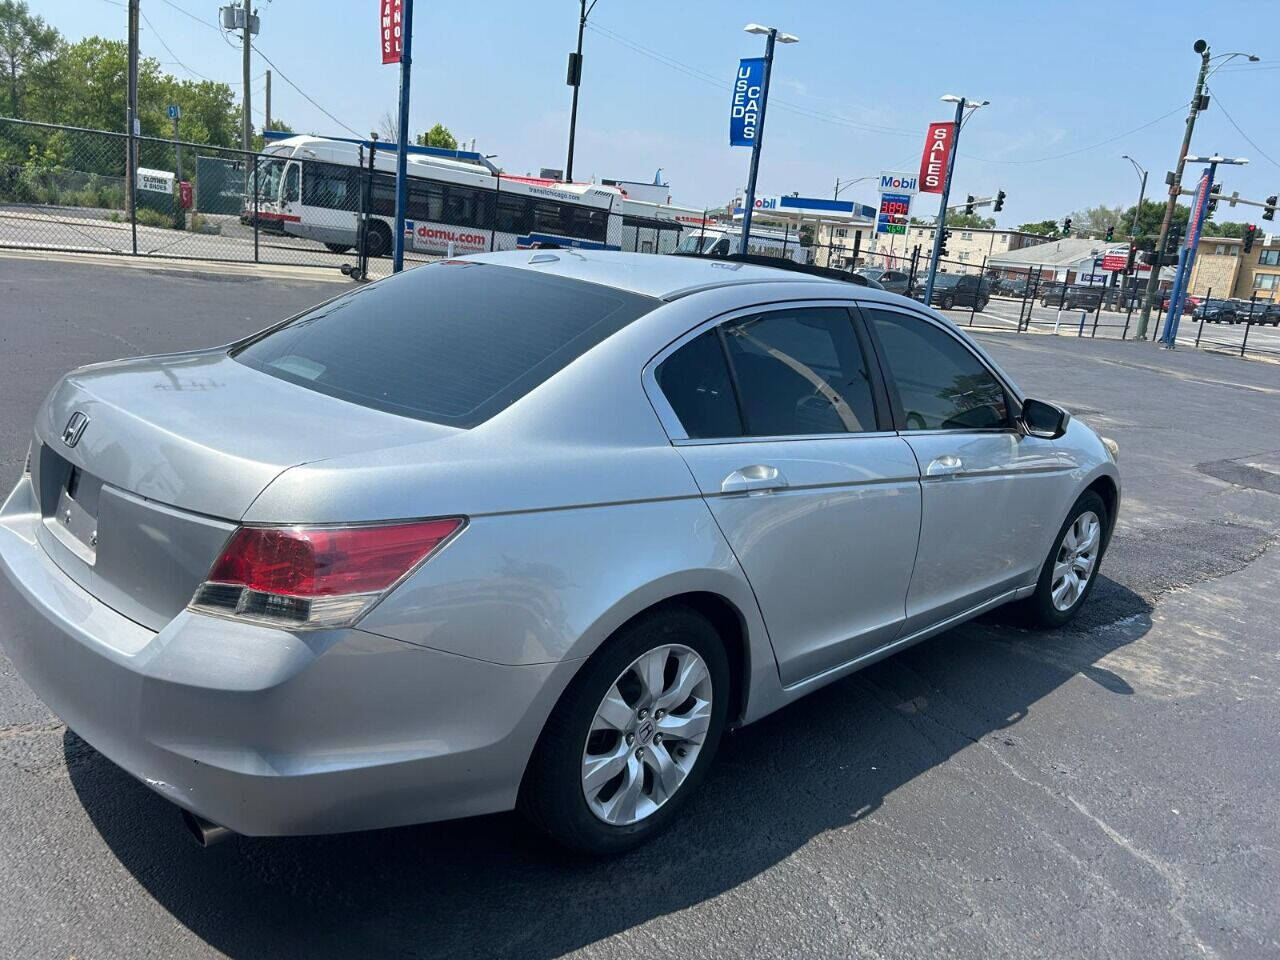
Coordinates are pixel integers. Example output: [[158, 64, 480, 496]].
[[721, 464, 788, 495], [926, 455, 963, 477]]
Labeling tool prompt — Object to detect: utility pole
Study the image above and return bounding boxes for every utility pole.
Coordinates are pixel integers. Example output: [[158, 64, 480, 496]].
[[1136, 40, 1211, 338], [241, 2, 253, 153], [564, 0, 597, 182], [264, 69, 271, 131], [126, 0, 139, 251]]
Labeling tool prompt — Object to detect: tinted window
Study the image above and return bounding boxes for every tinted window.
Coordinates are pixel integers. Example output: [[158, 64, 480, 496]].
[[234, 263, 656, 427], [722, 307, 878, 436], [655, 330, 742, 439], [303, 162, 355, 209], [867, 309, 1009, 431]]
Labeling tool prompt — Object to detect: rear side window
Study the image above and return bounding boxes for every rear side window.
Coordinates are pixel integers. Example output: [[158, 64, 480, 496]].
[[234, 263, 656, 427], [865, 309, 1009, 431], [655, 330, 742, 439]]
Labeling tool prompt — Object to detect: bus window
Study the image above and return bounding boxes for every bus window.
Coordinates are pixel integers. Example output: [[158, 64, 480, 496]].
[[444, 185, 481, 226], [408, 183, 443, 221], [532, 200, 564, 236], [496, 195, 527, 233], [283, 163, 300, 204], [370, 174, 396, 217], [304, 162, 355, 210], [570, 207, 607, 242]]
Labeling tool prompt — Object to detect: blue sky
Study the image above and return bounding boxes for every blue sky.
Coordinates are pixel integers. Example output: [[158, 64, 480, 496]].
[[40, 0, 1280, 225]]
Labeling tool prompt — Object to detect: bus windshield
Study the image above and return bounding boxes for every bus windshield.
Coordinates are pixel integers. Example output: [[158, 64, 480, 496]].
[[254, 157, 287, 202]]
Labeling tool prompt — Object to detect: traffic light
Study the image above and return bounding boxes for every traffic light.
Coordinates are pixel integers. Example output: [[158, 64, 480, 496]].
[[964, 195, 975, 216], [993, 189, 1005, 212], [1264, 195, 1277, 222], [1105, 225, 1114, 242], [1062, 217, 1072, 235], [939, 229, 952, 257], [1126, 243, 1138, 274], [1244, 224, 1257, 254], [1206, 183, 1221, 218]]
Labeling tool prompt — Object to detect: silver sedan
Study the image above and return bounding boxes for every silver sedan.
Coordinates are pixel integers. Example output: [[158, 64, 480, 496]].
[[0, 251, 1119, 855]]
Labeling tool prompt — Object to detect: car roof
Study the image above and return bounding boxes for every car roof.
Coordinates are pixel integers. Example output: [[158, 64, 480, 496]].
[[459, 249, 847, 300]]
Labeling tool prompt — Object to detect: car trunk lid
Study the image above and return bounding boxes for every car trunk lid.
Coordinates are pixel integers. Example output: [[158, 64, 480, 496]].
[[32, 350, 456, 630]]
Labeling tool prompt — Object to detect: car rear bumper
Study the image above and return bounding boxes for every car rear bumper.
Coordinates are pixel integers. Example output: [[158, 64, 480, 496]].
[[0, 475, 569, 836]]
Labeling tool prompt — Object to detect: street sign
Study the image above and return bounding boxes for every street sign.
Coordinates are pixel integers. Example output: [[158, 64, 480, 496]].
[[918, 121, 955, 194], [136, 168, 174, 194], [1081, 273, 1105, 283], [1101, 253, 1129, 271], [166, 104, 181, 120], [876, 192, 911, 235], [729, 57, 766, 147], [380, 0, 404, 64]]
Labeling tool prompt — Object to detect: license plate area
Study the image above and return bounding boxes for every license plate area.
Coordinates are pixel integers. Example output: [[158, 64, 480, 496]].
[[41, 449, 102, 564]]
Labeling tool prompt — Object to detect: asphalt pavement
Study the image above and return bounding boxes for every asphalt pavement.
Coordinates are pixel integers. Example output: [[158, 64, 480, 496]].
[[0, 255, 1278, 960]]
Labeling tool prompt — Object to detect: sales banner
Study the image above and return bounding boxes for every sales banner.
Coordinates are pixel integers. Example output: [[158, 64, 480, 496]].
[[918, 121, 955, 194], [380, 0, 403, 64], [730, 57, 766, 147]]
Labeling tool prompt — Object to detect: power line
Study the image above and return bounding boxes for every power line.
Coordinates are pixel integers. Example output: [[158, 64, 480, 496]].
[[250, 43, 360, 137], [139, 9, 216, 82], [1206, 85, 1279, 171], [155, 0, 221, 33], [960, 103, 1188, 165]]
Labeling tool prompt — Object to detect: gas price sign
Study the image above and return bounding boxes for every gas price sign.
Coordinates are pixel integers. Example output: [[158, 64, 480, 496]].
[[877, 193, 911, 235]]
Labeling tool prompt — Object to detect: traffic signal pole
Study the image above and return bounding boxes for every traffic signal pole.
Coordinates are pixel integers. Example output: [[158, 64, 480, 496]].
[[922, 96, 966, 307], [1137, 42, 1211, 339]]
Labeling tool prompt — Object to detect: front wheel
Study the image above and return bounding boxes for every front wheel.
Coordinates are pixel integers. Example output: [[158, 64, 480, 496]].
[[519, 606, 730, 855], [1018, 491, 1108, 628]]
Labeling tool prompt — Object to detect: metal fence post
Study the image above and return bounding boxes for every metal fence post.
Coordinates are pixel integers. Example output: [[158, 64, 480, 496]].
[[252, 152, 259, 263], [1241, 294, 1257, 357], [968, 254, 986, 326], [1091, 287, 1103, 337], [1195, 286, 1210, 347]]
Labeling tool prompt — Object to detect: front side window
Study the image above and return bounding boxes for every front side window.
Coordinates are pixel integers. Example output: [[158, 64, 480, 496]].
[[866, 309, 1009, 431], [283, 163, 300, 203]]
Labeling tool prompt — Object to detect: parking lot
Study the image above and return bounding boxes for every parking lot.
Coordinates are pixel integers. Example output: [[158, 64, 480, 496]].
[[1, 255, 1278, 959]]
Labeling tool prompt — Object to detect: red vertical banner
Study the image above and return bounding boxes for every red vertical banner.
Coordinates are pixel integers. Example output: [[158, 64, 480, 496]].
[[380, 0, 403, 64], [918, 121, 956, 194]]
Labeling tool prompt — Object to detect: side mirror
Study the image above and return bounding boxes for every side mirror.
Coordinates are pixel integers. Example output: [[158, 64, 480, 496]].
[[1019, 398, 1070, 439]]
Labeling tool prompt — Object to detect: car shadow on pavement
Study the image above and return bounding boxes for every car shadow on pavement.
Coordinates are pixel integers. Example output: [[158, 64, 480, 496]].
[[67, 575, 1149, 960]]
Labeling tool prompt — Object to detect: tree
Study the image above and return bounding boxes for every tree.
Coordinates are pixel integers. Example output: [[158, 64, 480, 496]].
[[945, 211, 995, 229], [0, 0, 60, 118], [1117, 199, 1190, 250], [1068, 203, 1126, 239], [252, 118, 294, 151], [1017, 219, 1061, 238], [376, 109, 398, 143], [416, 122, 457, 150], [1203, 221, 1249, 239]]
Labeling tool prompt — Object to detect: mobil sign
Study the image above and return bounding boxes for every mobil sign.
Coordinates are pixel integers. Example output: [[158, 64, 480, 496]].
[[879, 172, 918, 195], [918, 121, 956, 194]]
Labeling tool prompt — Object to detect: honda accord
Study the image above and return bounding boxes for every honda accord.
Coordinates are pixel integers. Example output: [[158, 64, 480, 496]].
[[0, 251, 1119, 854]]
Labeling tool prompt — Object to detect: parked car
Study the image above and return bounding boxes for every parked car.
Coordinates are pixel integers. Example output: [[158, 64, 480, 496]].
[[855, 268, 910, 294], [1162, 295, 1201, 314], [911, 273, 990, 311], [1192, 299, 1239, 324], [1256, 302, 1280, 326], [1041, 284, 1105, 310], [994, 276, 1028, 297], [0, 252, 1120, 855]]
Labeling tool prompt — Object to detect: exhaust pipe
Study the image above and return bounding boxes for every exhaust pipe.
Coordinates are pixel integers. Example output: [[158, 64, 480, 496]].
[[180, 809, 233, 847]]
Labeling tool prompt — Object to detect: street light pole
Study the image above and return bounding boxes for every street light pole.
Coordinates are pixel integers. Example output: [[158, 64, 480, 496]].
[[922, 95, 986, 307], [739, 26, 778, 255], [1122, 155, 1148, 238], [564, 0, 597, 182]]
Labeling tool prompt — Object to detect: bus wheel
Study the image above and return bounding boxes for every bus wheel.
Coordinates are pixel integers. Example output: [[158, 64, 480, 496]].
[[324, 242, 352, 254], [366, 222, 392, 259]]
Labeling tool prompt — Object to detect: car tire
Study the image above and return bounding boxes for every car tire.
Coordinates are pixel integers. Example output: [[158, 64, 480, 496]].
[[1019, 491, 1108, 629], [519, 604, 730, 856], [365, 221, 392, 259]]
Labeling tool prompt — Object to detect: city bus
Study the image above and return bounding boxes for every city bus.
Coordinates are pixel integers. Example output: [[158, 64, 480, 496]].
[[251, 135, 623, 258]]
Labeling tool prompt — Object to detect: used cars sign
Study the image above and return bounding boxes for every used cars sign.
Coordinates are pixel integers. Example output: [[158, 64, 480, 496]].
[[729, 57, 766, 147]]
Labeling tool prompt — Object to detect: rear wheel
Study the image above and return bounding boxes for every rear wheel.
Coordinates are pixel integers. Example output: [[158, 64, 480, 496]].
[[365, 221, 392, 259], [519, 606, 729, 855], [1018, 491, 1107, 628]]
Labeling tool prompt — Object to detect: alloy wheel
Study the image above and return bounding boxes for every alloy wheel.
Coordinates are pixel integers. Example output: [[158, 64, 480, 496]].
[[1051, 510, 1101, 611], [581, 644, 713, 826]]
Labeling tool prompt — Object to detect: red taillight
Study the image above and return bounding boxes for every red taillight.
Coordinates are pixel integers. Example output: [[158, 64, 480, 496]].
[[192, 518, 464, 628]]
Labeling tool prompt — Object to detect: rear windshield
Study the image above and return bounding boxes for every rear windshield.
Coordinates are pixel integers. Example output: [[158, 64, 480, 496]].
[[233, 261, 656, 427]]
